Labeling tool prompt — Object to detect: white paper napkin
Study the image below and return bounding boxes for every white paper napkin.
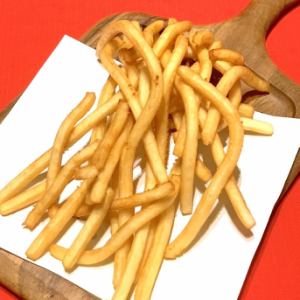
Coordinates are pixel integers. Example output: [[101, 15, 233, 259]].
[[0, 35, 299, 300]]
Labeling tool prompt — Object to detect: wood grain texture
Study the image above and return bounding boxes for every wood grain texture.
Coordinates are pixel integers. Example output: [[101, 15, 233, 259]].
[[0, 0, 299, 299], [0, 250, 100, 300]]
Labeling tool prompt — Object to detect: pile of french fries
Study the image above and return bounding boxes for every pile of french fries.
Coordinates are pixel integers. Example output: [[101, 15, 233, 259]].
[[0, 18, 273, 300]]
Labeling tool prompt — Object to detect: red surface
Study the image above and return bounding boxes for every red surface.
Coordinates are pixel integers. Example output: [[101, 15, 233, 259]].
[[0, 0, 299, 299]]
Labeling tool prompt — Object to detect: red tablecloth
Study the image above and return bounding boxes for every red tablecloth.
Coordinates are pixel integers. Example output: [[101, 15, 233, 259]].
[[0, 0, 299, 299]]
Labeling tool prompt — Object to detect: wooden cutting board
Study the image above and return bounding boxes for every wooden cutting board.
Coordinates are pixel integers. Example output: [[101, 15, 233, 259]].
[[0, 0, 299, 299]]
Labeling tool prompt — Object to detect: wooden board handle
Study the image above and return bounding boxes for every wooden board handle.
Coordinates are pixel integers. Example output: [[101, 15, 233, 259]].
[[241, 0, 300, 37]]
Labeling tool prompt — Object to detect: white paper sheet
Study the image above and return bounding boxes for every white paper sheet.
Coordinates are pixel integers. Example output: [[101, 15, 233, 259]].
[[0, 35, 299, 300]]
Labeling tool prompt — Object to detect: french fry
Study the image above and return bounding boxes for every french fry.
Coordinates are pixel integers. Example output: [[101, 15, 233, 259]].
[[143, 20, 166, 47], [239, 103, 255, 118], [165, 66, 244, 258], [91, 101, 129, 170], [47, 92, 95, 190], [0, 181, 46, 216], [111, 181, 174, 210], [50, 175, 180, 266], [0, 93, 120, 204], [96, 20, 168, 184], [241, 117, 273, 135], [89, 117, 133, 204], [63, 189, 114, 270], [175, 78, 199, 214], [202, 65, 269, 145], [209, 48, 245, 65], [90, 76, 116, 143], [26, 178, 94, 260], [24, 141, 99, 230]]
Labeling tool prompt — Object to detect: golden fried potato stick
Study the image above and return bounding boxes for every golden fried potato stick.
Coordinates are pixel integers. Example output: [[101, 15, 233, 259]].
[[91, 101, 129, 169], [24, 141, 99, 230], [209, 40, 222, 50], [75, 202, 93, 218], [112, 225, 150, 300], [26, 178, 94, 260], [198, 107, 255, 229], [175, 78, 199, 214], [131, 20, 142, 33], [165, 66, 244, 258], [197, 47, 212, 82], [74, 166, 98, 180], [189, 30, 213, 82], [143, 20, 166, 47], [47, 92, 95, 189], [111, 181, 174, 210], [171, 111, 183, 130], [113, 144, 136, 286], [50, 175, 180, 266], [112, 64, 144, 286], [238, 103, 255, 118], [190, 30, 213, 47], [209, 48, 245, 65], [96, 20, 168, 184], [168, 18, 177, 25], [173, 115, 186, 157], [213, 60, 232, 73], [0, 181, 46, 216], [138, 67, 150, 107], [89, 117, 133, 204], [0, 93, 120, 205], [112, 67, 158, 296], [110, 211, 120, 289], [241, 117, 273, 135], [135, 167, 180, 300], [157, 35, 188, 163], [202, 65, 269, 145], [195, 159, 212, 182], [63, 189, 114, 271], [152, 21, 192, 58], [172, 111, 212, 182], [137, 219, 157, 278], [90, 76, 116, 143]]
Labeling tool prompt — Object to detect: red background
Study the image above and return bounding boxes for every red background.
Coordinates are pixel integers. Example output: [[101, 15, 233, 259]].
[[0, 0, 300, 299]]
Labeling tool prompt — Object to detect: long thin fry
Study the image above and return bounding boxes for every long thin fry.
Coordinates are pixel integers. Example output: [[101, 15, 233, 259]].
[[91, 101, 129, 169], [0, 181, 46, 216], [209, 48, 245, 65], [173, 114, 186, 157], [50, 176, 179, 265], [47, 92, 95, 190], [165, 66, 244, 258], [111, 181, 174, 210], [97, 20, 168, 184], [26, 178, 94, 260], [63, 189, 114, 270], [152, 21, 192, 58], [238, 103, 255, 118], [143, 20, 166, 47], [202, 65, 269, 145], [157, 35, 188, 163], [74, 166, 98, 180], [89, 117, 133, 204], [198, 107, 255, 229], [135, 170, 180, 300], [91, 76, 116, 143], [175, 78, 199, 214], [0, 93, 120, 204], [241, 117, 273, 135], [24, 141, 99, 229]]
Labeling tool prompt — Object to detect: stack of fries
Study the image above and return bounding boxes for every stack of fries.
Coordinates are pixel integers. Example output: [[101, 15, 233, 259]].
[[0, 18, 273, 300]]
